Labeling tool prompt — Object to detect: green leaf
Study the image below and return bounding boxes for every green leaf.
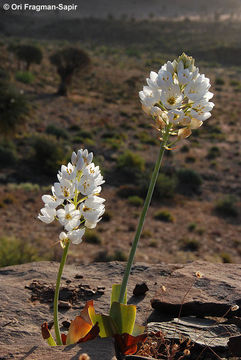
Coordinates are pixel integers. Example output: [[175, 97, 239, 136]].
[[111, 284, 127, 306], [110, 302, 136, 335], [88, 304, 117, 338], [132, 323, 145, 336]]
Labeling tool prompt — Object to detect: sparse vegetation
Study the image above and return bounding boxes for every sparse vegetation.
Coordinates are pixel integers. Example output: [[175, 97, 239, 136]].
[[128, 195, 143, 207], [181, 238, 200, 252], [154, 210, 174, 222], [116, 151, 145, 180], [13, 44, 43, 70], [0, 236, 41, 267], [177, 168, 202, 194], [214, 195, 238, 218], [15, 71, 35, 84], [84, 231, 102, 245]]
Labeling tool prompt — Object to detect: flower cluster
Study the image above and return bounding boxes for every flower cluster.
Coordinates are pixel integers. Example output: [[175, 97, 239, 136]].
[[139, 53, 214, 140], [38, 149, 105, 246]]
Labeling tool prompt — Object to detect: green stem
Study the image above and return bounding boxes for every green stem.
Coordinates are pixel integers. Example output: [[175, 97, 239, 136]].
[[118, 125, 171, 304], [54, 240, 71, 345]]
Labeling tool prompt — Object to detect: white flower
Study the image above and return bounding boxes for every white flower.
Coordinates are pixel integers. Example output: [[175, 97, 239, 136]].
[[161, 60, 176, 74], [139, 86, 161, 109], [68, 228, 85, 244], [54, 179, 75, 200], [38, 206, 56, 224], [78, 164, 104, 196], [59, 232, 68, 248], [61, 163, 76, 181], [184, 74, 211, 102], [80, 196, 105, 229], [177, 61, 193, 85], [157, 70, 174, 90], [160, 84, 183, 110], [146, 71, 158, 90], [168, 109, 184, 124], [189, 100, 214, 121], [42, 187, 63, 209], [57, 204, 81, 231]]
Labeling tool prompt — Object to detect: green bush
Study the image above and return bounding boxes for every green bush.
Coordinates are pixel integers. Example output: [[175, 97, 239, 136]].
[[0, 237, 40, 267], [128, 195, 143, 207], [206, 146, 221, 160], [214, 195, 238, 218], [0, 141, 17, 167], [220, 252, 232, 263], [177, 168, 202, 194], [0, 82, 29, 136], [31, 135, 67, 176], [116, 185, 138, 198], [181, 238, 200, 252], [154, 210, 174, 222], [110, 250, 127, 261], [45, 124, 69, 139], [215, 77, 225, 85], [116, 151, 145, 180], [139, 173, 176, 200], [14, 44, 43, 70], [15, 71, 34, 84], [84, 231, 102, 245]]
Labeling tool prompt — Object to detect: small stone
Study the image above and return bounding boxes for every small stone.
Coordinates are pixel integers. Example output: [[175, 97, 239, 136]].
[[58, 301, 72, 310], [74, 274, 83, 279], [62, 320, 71, 329], [133, 282, 149, 296]]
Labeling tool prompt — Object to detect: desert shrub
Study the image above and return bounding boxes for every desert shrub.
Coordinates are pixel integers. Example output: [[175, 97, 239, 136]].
[[185, 156, 195, 163], [8, 182, 40, 192], [0, 141, 17, 167], [187, 223, 197, 232], [230, 80, 240, 87], [116, 151, 145, 180], [220, 252, 232, 263], [215, 77, 225, 85], [84, 231, 102, 245], [181, 238, 200, 251], [0, 82, 29, 136], [14, 44, 43, 70], [214, 195, 238, 218], [116, 185, 138, 198], [94, 251, 112, 262], [139, 172, 176, 200], [136, 131, 157, 145], [45, 124, 69, 139], [50, 47, 91, 96], [176, 168, 202, 194], [180, 145, 189, 153], [101, 211, 112, 222], [128, 195, 143, 207], [15, 71, 34, 84], [0, 236, 40, 267], [30, 135, 67, 176], [109, 250, 127, 261], [154, 210, 174, 222], [206, 146, 221, 159]]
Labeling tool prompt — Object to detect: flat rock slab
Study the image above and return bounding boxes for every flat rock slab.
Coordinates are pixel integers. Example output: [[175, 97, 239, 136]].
[[0, 338, 115, 360], [0, 261, 241, 359], [151, 261, 241, 317], [147, 318, 240, 358]]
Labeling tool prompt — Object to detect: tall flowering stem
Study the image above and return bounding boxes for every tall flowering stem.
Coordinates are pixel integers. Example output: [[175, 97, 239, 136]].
[[119, 124, 171, 304], [38, 149, 105, 345], [54, 239, 71, 345], [119, 53, 214, 303]]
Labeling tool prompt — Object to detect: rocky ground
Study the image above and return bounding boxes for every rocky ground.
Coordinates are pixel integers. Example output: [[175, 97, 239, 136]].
[[1, 261, 241, 359]]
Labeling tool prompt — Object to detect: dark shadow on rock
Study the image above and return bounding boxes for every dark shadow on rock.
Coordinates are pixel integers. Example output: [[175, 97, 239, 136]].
[[20, 345, 38, 360]]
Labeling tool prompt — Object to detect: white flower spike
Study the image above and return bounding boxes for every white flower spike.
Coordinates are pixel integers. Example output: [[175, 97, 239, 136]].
[[38, 148, 105, 246], [139, 53, 214, 140]]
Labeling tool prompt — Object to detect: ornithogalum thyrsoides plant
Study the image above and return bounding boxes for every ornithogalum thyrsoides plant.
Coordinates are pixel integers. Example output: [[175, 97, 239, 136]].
[[39, 53, 214, 356]]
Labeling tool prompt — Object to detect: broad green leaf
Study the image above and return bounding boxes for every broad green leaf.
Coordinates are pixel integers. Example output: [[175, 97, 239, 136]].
[[88, 303, 117, 338], [110, 301, 136, 335], [111, 284, 127, 306], [132, 323, 145, 336]]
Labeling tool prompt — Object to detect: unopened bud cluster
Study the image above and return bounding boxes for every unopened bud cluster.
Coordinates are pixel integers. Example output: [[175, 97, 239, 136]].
[[139, 53, 214, 140], [38, 149, 105, 246]]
